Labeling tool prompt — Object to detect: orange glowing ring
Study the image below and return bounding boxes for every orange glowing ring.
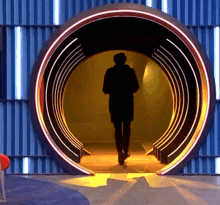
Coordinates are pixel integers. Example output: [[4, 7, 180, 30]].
[[29, 4, 215, 175]]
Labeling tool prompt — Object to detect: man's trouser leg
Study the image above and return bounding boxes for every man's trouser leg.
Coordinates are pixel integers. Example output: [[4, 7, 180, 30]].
[[122, 120, 131, 155], [113, 121, 123, 154]]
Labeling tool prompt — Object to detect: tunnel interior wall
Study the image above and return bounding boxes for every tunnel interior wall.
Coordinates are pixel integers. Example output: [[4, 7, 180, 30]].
[[0, 0, 219, 175], [63, 50, 172, 144]]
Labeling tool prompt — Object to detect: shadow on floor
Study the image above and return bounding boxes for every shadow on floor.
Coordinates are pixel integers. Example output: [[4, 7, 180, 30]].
[[2, 175, 90, 205], [25, 174, 220, 205]]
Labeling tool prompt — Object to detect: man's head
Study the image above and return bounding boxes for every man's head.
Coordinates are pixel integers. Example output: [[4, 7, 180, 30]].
[[114, 53, 126, 65]]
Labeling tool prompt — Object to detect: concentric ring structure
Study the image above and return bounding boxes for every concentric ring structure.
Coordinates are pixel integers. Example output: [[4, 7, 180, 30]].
[[29, 3, 215, 175]]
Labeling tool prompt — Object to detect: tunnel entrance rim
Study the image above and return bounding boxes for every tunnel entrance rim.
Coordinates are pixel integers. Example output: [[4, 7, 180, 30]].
[[30, 4, 215, 175]]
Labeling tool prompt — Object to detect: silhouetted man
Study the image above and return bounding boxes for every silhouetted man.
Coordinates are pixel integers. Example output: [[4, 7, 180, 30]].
[[103, 53, 139, 165]]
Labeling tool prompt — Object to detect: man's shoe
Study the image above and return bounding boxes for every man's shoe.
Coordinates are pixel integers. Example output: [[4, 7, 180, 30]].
[[123, 151, 130, 160], [118, 152, 124, 165]]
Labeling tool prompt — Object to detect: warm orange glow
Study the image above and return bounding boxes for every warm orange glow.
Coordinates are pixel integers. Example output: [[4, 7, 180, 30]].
[[63, 51, 173, 144]]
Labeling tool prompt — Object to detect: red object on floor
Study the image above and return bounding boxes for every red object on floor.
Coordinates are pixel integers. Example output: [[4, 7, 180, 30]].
[[0, 154, 10, 171]]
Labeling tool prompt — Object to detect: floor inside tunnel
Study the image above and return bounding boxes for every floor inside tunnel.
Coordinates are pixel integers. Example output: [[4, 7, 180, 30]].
[[80, 142, 166, 173]]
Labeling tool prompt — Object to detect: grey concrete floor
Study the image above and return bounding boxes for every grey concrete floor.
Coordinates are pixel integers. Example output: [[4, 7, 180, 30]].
[[25, 174, 220, 205], [13, 142, 220, 204]]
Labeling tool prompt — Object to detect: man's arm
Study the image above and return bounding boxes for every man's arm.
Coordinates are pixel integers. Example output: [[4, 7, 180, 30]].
[[103, 69, 110, 94], [132, 69, 139, 93]]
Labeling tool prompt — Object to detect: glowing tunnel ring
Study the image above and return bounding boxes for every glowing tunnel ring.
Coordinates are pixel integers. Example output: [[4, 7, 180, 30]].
[[30, 4, 215, 175], [152, 47, 190, 161]]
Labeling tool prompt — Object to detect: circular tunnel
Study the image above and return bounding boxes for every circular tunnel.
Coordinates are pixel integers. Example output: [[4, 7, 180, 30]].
[[29, 4, 215, 175]]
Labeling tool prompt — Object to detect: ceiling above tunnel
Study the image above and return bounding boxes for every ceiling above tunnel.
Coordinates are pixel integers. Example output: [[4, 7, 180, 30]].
[[67, 17, 181, 57]]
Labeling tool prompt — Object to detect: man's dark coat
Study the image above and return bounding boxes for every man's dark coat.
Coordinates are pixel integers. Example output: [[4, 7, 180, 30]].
[[103, 64, 139, 122]]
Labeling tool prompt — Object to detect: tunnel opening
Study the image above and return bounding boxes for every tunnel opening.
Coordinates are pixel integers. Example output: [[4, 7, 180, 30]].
[[29, 4, 215, 175], [63, 50, 173, 172]]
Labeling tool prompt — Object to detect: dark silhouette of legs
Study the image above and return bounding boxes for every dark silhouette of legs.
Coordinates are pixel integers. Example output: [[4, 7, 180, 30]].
[[113, 120, 131, 165], [122, 120, 131, 158], [113, 120, 124, 165], [113, 121, 123, 154]]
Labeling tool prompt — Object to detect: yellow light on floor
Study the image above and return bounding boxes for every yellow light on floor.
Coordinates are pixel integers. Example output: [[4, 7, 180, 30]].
[[60, 174, 112, 187], [59, 173, 155, 188]]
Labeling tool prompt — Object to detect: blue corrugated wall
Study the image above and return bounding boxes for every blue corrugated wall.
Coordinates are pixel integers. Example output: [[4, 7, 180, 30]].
[[0, 0, 220, 174]]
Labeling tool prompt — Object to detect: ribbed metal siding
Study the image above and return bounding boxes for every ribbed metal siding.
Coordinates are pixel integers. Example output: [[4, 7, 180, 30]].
[[0, 100, 67, 174], [59, 0, 147, 24], [1, 0, 220, 26], [0, 24, 68, 174], [6, 157, 68, 174], [2, 26, 57, 100], [0, 0, 54, 25], [0, 0, 219, 174], [181, 158, 216, 174], [168, 0, 220, 26], [189, 26, 215, 68], [178, 102, 220, 174], [176, 26, 219, 174]]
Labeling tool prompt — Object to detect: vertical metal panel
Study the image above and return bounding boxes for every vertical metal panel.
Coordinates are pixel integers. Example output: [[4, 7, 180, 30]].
[[0, 0, 3, 25], [59, 0, 88, 24], [13, 0, 19, 25], [14, 102, 19, 156], [3, 26, 58, 100], [214, 104, 219, 156], [181, 157, 216, 174], [6, 27, 14, 99], [21, 0, 27, 25], [21, 27, 57, 99], [167, 0, 220, 26], [179, 102, 220, 174], [6, 102, 12, 155], [167, 0, 176, 19], [0, 0, 54, 25], [177, 0, 185, 24], [45, 0, 54, 25], [60, 0, 98, 24], [2, 0, 220, 26], [59, 0, 75, 25], [212, 102, 220, 156], [152, 0, 161, 10], [1, 0, 69, 174], [0, 102, 4, 153], [183, 0, 191, 25], [189, 26, 215, 69], [198, 102, 220, 157], [0, 26, 3, 99], [59, 0, 147, 24], [46, 157, 50, 173], [22, 102, 28, 156], [28, 0, 36, 25], [5, 0, 13, 25], [1, 100, 67, 174], [37, 0, 43, 25]]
